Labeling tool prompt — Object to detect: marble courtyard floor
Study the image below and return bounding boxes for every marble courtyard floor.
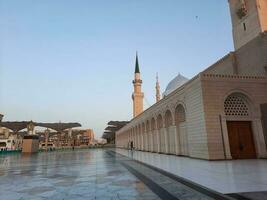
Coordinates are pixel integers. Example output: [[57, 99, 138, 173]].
[[0, 148, 266, 200], [116, 149, 267, 199]]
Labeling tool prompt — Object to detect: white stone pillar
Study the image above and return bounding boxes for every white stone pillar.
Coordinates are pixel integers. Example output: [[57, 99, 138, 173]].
[[253, 118, 267, 158], [141, 132, 144, 150], [155, 129, 160, 153], [174, 126, 180, 155], [150, 131, 153, 152], [136, 132, 139, 150], [146, 132, 149, 151], [168, 126, 176, 154], [221, 117, 232, 159], [163, 128, 169, 154], [139, 132, 142, 150], [144, 132, 148, 151], [143, 133, 146, 151]]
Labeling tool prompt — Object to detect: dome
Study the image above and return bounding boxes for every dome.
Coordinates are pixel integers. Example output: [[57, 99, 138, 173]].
[[163, 73, 189, 97]]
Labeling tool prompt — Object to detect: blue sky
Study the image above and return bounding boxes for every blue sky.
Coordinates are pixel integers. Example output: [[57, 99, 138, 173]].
[[0, 0, 234, 138]]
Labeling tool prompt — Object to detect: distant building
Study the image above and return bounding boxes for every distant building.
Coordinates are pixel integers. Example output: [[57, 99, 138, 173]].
[[0, 128, 23, 151], [37, 128, 95, 148]]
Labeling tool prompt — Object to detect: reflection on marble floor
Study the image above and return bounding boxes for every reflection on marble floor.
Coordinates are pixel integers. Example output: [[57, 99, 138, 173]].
[[0, 149, 160, 200], [116, 149, 267, 194]]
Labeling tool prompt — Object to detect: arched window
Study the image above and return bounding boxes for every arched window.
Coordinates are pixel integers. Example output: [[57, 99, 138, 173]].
[[157, 114, 163, 129], [175, 104, 186, 125], [165, 110, 173, 127], [151, 118, 156, 131], [224, 93, 249, 116]]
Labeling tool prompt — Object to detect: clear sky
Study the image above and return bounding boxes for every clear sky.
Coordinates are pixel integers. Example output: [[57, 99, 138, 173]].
[[0, 0, 234, 138]]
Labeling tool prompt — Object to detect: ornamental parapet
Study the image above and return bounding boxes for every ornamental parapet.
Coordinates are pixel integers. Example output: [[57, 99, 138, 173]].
[[201, 73, 267, 81]]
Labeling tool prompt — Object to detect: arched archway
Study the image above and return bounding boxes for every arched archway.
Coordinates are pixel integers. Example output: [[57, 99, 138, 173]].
[[157, 114, 165, 153], [165, 110, 175, 154], [151, 118, 157, 152], [141, 123, 146, 150], [224, 92, 256, 159], [175, 104, 188, 156]]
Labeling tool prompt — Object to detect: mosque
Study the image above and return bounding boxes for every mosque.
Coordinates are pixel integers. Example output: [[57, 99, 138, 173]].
[[116, 0, 267, 160]]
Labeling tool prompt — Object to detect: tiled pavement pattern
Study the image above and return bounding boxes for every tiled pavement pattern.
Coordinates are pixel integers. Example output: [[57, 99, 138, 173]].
[[0, 149, 160, 200], [108, 151, 233, 200], [115, 149, 267, 200], [0, 148, 265, 200], [116, 149, 267, 194]]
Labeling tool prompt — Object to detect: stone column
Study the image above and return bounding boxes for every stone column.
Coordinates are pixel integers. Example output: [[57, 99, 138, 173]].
[[141, 132, 144, 151], [168, 125, 176, 154], [174, 126, 180, 155], [139, 132, 141, 150], [149, 131, 153, 152], [144, 133, 146, 151], [253, 118, 267, 158], [146, 132, 150, 151], [136, 133, 139, 150], [156, 129, 160, 153], [163, 128, 169, 154], [221, 116, 232, 159], [146, 132, 149, 151], [146, 131, 150, 151]]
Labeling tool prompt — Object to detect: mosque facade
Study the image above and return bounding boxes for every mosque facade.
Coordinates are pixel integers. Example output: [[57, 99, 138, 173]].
[[116, 0, 267, 160]]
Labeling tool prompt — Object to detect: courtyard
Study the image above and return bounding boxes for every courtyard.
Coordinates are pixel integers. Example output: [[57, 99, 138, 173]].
[[0, 149, 267, 200]]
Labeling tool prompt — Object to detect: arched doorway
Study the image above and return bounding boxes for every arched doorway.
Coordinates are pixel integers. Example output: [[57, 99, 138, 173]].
[[142, 123, 146, 150], [151, 118, 157, 152], [175, 104, 188, 156], [165, 110, 175, 154], [224, 93, 256, 159], [157, 114, 164, 153]]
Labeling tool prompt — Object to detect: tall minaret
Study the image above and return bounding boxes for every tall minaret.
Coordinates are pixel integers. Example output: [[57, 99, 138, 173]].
[[156, 73, 161, 103], [132, 53, 144, 118], [229, 0, 267, 50]]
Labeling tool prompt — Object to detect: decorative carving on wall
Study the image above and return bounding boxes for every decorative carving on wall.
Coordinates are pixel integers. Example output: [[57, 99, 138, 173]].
[[236, 0, 247, 19]]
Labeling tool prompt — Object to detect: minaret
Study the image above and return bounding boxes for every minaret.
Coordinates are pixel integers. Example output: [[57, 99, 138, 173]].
[[156, 73, 161, 103], [132, 53, 144, 118], [228, 0, 267, 50]]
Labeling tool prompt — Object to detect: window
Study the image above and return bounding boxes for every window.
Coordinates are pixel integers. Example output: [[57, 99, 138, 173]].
[[224, 94, 249, 116], [243, 22, 246, 31]]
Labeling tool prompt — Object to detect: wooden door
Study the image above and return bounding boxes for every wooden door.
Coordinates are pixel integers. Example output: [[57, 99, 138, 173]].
[[227, 121, 256, 159]]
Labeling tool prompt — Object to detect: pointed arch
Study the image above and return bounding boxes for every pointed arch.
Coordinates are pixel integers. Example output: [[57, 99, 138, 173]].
[[165, 110, 173, 127], [175, 104, 188, 156], [157, 114, 163, 130]]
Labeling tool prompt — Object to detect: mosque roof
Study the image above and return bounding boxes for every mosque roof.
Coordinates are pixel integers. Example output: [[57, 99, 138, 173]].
[[162, 73, 189, 97]]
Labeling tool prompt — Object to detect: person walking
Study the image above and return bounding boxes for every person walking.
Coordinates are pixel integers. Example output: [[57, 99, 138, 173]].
[[130, 141, 134, 151]]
